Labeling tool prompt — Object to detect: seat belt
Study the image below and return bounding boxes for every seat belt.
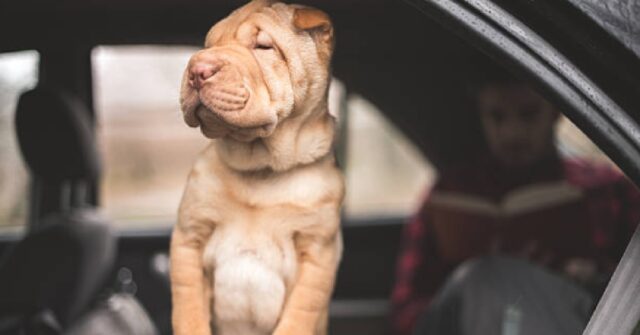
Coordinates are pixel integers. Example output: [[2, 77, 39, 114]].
[[583, 225, 640, 335]]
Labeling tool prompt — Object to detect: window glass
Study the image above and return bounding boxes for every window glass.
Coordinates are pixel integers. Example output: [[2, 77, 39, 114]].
[[0, 51, 37, 233], [557, 116, 614, 165], [343, 95, 436, 219], [93, 45, 208, 229]]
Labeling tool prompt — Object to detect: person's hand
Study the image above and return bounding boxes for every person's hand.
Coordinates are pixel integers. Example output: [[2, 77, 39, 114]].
[[490, 239, 600, 286], [563, 258, 598, 285]]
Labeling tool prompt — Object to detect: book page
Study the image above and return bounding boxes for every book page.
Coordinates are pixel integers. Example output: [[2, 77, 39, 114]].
[[428, 181, 590, 262], [429, 181, 583, 217], [502, 181, 583, 215]]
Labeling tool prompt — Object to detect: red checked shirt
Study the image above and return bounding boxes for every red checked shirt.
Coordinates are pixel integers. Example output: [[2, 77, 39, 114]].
[[390, 153, 640, 335]]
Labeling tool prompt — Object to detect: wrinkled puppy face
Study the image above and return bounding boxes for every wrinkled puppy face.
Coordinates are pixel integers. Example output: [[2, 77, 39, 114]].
[[180, 0, 334, 142]]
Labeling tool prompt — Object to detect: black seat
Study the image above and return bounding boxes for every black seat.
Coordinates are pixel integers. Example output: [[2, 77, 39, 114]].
[[0, 86, 115, 334]]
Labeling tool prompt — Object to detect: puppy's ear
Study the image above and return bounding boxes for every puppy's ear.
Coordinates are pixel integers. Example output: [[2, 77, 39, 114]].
[[293, 7, 334, 51]]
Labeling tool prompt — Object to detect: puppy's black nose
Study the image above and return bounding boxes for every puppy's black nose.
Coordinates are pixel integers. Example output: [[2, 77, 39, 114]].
[[188, 63, 219, 89]]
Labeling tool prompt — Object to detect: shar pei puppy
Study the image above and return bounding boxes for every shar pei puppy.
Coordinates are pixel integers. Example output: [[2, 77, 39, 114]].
[[170, 1, 344, 335]]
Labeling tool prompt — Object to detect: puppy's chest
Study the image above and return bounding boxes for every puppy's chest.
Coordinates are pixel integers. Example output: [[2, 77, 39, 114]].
[[203, 222, 297, 280], [202, 221, 297, 333], [201, 172, 327, 285]]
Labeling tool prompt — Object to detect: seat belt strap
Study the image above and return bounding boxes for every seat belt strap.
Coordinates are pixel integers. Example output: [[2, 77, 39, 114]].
[[583, 225, 640, 335]]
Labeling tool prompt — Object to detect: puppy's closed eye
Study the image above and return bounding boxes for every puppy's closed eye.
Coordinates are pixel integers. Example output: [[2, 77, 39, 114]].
[[255, 30, 274, 50]]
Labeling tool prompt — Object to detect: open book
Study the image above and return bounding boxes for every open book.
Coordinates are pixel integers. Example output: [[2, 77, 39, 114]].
[[428, 181, 593, 262]]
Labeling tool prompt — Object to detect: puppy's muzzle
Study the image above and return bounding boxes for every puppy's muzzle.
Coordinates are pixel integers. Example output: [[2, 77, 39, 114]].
[[188, 59, 250, 114]]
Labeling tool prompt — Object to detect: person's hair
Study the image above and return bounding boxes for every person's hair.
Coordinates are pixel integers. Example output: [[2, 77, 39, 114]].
[[464, 61, 527, 100]]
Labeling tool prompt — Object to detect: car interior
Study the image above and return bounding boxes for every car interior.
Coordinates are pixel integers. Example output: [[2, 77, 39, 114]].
[[1, 0, 639, 334]]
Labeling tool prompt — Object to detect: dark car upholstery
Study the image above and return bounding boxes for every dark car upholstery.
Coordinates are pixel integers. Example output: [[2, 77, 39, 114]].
[[0, 87, 115, 334]]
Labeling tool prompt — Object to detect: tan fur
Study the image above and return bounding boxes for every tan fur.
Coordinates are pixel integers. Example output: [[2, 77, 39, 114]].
[[170, 1, 343, 335]]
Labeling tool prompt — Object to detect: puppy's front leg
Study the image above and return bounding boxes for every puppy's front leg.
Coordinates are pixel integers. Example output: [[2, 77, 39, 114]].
[[170, 223, 214, 335], [273, 231, 341, 335]]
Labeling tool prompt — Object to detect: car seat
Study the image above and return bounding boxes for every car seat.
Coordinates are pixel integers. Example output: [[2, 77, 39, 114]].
[[0, 86, 115, 334]]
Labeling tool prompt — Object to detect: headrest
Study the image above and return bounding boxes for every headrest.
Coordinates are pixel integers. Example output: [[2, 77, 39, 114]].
[[15, 86, 100, 180]]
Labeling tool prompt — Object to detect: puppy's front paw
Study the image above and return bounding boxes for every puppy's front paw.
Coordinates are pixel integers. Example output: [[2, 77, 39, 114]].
[[172, 318, 212, 335]]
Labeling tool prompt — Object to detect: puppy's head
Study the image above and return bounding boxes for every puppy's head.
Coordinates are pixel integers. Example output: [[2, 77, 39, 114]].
[[180, 0, 334, 142]]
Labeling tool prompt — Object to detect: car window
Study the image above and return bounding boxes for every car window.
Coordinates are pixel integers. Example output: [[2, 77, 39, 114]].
[[0, 50, 38, 233], [343, 95, 436, 219], [93, 45, 208, 230], [557, 116, 614, 165]]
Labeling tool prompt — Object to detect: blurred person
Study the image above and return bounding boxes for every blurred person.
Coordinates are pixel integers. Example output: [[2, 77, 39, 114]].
[[390, 71, 640, 335]]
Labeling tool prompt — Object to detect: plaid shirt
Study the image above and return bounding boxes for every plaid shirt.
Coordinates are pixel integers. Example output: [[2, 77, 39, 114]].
[[390, 154, 640, 335]]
